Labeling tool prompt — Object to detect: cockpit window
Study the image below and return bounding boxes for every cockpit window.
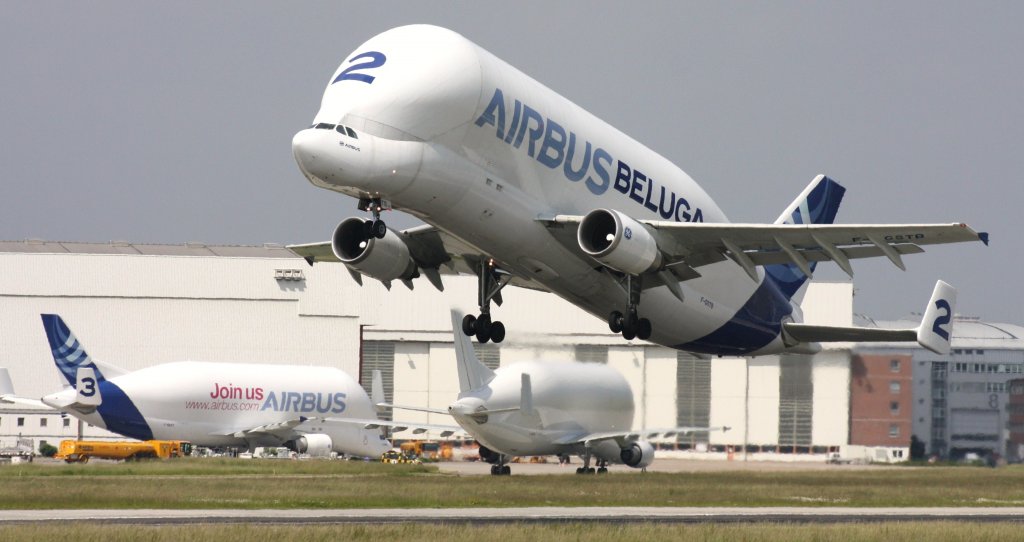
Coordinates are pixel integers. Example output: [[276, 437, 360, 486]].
[[345, 127, 358, 139], [315, 123, 336, 130], [336, 125, 347, 136]]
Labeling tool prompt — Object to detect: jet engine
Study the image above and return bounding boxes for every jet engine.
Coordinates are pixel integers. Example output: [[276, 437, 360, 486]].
[[577, 209, 662, 275], [286, 434, 333, 457], [332, 217, 417, 283], [619, 440, 655, 469], [477, 445, 509, 465]]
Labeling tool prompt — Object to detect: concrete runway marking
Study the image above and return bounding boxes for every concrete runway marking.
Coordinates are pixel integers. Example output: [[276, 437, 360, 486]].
[[3, 507, 1024, 525]]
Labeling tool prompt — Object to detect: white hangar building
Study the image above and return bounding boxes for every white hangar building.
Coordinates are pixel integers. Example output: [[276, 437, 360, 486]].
[[0, 240, 897, 460]]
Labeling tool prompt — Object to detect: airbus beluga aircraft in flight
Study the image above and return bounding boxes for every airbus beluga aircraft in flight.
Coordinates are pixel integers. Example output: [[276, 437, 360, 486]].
[[290, 24, 987, 357]]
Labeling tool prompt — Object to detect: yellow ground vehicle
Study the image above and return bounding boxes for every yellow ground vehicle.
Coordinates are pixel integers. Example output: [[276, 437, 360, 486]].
[[55, 440, 192, 463], [399, 440, 453, 461], [380, 450, 419, 464]]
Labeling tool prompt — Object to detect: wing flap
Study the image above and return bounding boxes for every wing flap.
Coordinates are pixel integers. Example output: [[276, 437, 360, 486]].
[[541, 216, 984, 278], [324, 417, 466, 438]]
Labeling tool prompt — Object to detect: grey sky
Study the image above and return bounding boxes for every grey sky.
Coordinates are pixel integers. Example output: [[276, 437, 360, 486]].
[[1, 2, 1019, 323]]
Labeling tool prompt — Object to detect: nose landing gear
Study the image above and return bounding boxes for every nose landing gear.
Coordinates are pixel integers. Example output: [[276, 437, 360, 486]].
[[358, 197, 390, 240]]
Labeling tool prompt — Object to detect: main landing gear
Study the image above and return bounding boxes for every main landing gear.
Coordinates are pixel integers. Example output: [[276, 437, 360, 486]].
[[574, 450, 609, 475], [607, 275, 652, 341], [462, 258, 511, 344], [357, 197, 390, 240], [490, 464, 511, 476]]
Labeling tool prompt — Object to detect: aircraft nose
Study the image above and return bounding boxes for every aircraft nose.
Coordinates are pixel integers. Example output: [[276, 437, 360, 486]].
[[291, 129, 320, 177]]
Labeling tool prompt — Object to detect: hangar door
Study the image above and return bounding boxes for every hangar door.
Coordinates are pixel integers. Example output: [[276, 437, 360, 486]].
[[950, 408, 999, 442]]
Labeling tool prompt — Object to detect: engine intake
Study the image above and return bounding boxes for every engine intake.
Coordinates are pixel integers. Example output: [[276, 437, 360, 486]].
[[577, 209, 661, 275], [332, 217, 418, 282], [620, 440, 655, 469]]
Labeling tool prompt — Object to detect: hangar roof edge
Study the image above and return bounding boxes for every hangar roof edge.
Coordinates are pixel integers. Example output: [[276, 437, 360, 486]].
[[0, 239, 301, 259]]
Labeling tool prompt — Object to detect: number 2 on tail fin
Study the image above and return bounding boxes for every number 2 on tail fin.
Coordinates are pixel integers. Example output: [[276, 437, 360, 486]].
[[932, 299, 951, 341]]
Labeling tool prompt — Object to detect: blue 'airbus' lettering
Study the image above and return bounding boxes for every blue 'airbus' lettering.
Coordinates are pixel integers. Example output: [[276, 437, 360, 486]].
[[475, 88, 703, 222], [261, 391, 346, 414]]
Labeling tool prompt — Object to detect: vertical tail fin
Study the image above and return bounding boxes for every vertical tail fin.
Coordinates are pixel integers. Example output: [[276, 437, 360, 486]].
[[918, 280, 957, 355], [765, 175, 846, 298], [450, 311, 495, 393], [41, 314, 104, 387]]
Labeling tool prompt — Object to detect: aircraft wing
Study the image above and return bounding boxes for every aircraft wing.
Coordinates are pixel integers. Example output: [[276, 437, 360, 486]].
[[322, 417, 467, 438], [288, 225, 548, 292], [217, 417, 310, 440], [542, 216, 987, 281], [554, 426, 731, 447]]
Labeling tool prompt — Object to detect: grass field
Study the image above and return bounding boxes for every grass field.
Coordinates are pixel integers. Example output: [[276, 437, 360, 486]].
[[2, 458, 1024, 509], [0, 522, 1020, 542]]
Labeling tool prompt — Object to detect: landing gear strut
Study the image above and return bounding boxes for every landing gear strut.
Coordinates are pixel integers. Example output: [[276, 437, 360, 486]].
[[607, 275, 652, 341], [358, 197, 390, 240], [462, 258, 511, 344], [576, 447, 605, 475]]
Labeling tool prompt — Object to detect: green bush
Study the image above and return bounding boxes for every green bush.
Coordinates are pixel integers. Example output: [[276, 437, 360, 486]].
[[38, 442, 58, 458]]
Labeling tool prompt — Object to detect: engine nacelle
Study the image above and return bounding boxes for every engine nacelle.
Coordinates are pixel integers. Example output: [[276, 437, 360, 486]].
[[577, 209, 662, 275], [332, 218, 417, 282], [477, 445, 509, 465], [620, 440, 656, 469], [286, 433, 334, 457]]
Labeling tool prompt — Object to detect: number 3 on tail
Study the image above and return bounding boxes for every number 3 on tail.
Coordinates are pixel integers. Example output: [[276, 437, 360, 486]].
[[932, 299, 951, 341]]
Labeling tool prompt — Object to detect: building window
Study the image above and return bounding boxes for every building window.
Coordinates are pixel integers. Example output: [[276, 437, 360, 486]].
[[17, 417, 25, 427], [40, 418, 47, 428], [890, 401, 900, 415], [63, 418, 71, 428], [473, 343, 501, 370], [890, 359, 901, 372], [889, 425, 901, 438], [574, 345, 608, 364], [890, 381, 901, 394]]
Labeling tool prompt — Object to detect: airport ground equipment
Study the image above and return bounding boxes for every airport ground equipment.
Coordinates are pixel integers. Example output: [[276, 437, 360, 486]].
[[55, 440, 192, 463]]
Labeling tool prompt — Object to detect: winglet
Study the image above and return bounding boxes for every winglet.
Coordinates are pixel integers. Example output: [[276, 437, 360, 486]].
[[917, 280, 957, 355], [450, 311, 496, 393], [371, 369, 386, 412], [0, 368, 13, 396], [978, 232, 990, 246]]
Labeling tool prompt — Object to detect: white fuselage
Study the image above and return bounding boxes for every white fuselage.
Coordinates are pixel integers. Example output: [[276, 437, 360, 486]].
[[448, 360, 635, 463], [293, 24, 796, 356], [42, 361, 390, 458]]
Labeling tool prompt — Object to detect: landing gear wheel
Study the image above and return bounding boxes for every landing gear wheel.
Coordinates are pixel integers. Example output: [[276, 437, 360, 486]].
[[608, 311, 624, 333], [637, 318, 652, 341], [475, 314, 493, 343], [598, 467, 608, 474], [622, 311, 638, 340], [462, 314, 477, 336], [502, 466, 511, 475], [489, 321, 505, 344], [371, 219, 387, 239]]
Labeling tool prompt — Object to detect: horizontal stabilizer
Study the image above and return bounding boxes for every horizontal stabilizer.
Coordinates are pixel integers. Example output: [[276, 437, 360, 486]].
[[784, 280, 957, 355]]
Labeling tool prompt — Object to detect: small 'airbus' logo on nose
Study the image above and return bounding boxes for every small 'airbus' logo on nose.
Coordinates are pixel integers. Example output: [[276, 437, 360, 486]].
[[624, 227, 632, 240]]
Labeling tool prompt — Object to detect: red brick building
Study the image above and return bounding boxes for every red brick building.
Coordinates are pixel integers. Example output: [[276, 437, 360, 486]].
[[850, 354, 914, 446]]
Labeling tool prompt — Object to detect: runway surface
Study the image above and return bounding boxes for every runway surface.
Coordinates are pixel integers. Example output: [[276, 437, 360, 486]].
[[3, 507, 1024, 525]]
